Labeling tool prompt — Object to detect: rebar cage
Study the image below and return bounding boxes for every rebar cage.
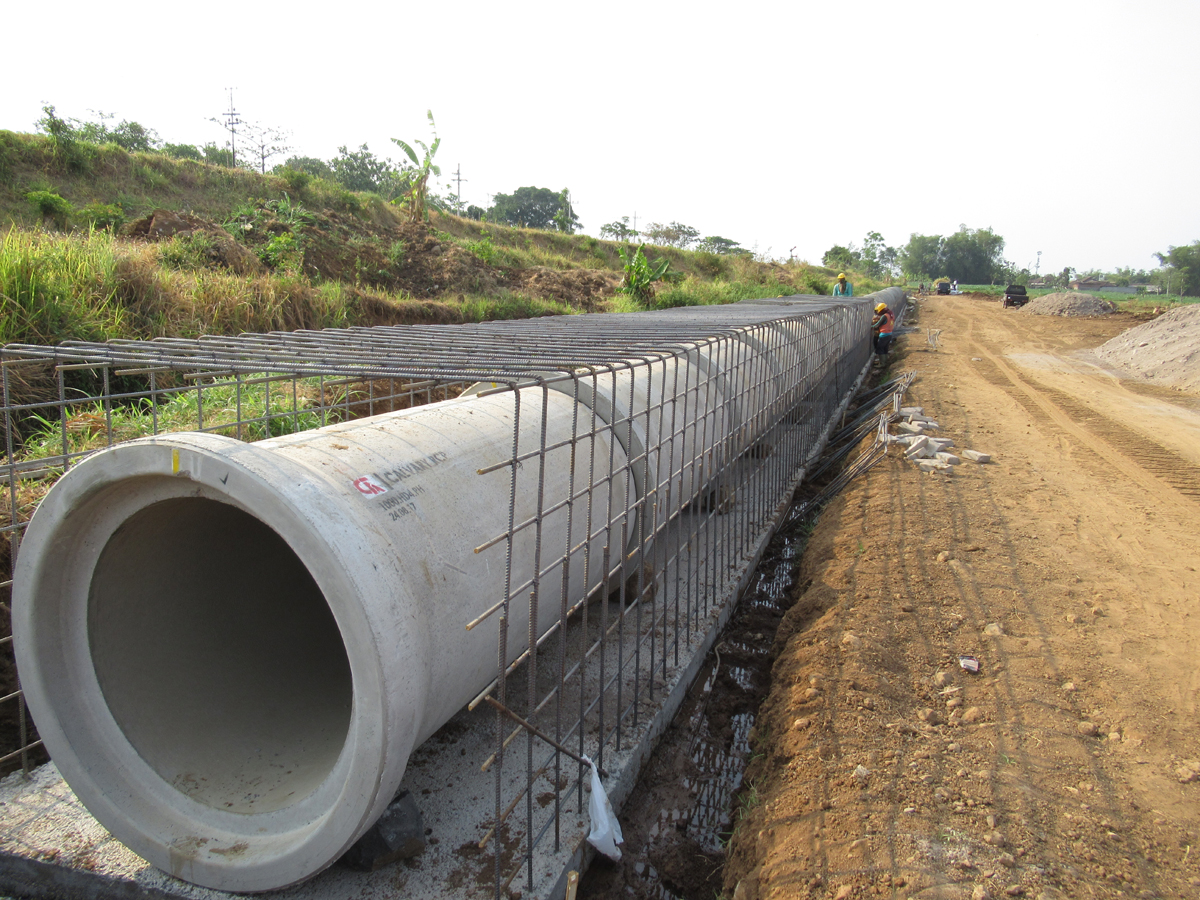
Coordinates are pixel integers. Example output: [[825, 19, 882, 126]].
[[0, 292, 899, 897]]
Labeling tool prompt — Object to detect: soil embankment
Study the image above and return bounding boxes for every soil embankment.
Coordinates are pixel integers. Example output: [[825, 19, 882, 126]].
[[721, 295, 1200, 899]]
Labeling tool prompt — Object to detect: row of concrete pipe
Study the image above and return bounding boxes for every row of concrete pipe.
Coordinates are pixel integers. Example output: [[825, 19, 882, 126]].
[[13, 290, 899, 891]]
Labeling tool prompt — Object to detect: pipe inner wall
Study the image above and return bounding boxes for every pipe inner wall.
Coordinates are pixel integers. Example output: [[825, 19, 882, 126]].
[[88, 497, 353, 815]]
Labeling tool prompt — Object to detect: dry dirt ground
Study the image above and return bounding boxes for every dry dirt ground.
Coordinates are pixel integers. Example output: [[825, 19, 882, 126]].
[[721, 294, 1200, 900]]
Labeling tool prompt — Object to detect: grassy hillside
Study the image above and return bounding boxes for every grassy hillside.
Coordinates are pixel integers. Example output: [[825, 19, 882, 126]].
[[0, 130, 883, 347]]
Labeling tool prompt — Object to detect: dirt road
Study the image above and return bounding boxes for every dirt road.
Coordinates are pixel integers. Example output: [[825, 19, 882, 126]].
[[722, 294, 1200, 900]]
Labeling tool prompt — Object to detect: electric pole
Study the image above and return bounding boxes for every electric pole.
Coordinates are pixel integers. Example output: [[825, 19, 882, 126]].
[[452, 164, 468, 213], [220, 88, 242, 167]]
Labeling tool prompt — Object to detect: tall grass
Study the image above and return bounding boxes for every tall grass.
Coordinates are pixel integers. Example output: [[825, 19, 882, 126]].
[[0, 228, 126, 344]]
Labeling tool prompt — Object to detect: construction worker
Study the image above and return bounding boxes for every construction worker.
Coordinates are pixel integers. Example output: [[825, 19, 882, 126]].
[[833, 273, 853, 297], [872, 302, 896, 359]]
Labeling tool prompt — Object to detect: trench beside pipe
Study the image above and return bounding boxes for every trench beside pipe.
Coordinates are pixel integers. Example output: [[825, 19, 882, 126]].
[[12, 297, 891, 892]]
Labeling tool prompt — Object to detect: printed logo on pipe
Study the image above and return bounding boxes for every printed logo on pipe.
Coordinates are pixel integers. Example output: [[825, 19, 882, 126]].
[[352, 475, 389, 497]]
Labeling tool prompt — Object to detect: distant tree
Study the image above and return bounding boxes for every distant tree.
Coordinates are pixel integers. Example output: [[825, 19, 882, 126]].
[[488, 186, 578, 231], [163, 143, 203, 161], [465, 204, 486, 221], [242, 123, 291, 175], [860, 231, 899, 278], [552, 189, 578, 234], [328, 144, 396, 193], [600, 217, 639, 241], [1051, 267, 1075, 288], [940, 225, 1005, 284], [107, 119, 160, 152], [44, 108, 161, 152], [641, 221, 700, 249], [900, 234, 943, 279], [822, 244, 861, 270], [696, 235, 743, 255], [1154, 241, 1200, 296], [279, 156, 333, 179], [201, 143, 235, 167]]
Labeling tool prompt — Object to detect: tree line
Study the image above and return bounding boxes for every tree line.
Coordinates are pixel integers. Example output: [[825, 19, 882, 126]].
[[27, 106, 1197, 289]]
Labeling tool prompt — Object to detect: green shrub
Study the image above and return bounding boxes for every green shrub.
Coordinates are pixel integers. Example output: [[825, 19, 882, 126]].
[[387, 240, 405, 267], [157, 233, 217, 270], [465, 229, 496, 264], [693, 250, 726, 278], [259, 231, 303, 272], [802, 271, 830, 295], [25, 190, 74, 229], [277, 167, 311, 193], [77, 202, 125, 231]]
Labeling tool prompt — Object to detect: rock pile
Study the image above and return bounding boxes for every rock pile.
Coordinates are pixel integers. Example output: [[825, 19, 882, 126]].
[[885, 407, 993, 475], [1021, 292, 1116, 317], [1095, 304, 1200, 392]]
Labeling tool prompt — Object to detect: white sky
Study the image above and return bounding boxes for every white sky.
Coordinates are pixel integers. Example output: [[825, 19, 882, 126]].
[[5, 0, 1198, 275]]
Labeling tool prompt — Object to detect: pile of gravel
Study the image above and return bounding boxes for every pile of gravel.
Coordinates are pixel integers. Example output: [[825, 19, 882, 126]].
[[1021, 292, 1117, 317], [1095, 304, 1200, 393]]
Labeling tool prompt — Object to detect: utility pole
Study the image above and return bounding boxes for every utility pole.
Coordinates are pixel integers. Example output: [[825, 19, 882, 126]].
[[632, 211, 638, 233], [452, 164, 467, 213], [220, 88, 242, 167], [1036, 250, 1041, 275]]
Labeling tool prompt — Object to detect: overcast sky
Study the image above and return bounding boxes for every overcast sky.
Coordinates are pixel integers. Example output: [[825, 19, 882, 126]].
[[5, 0, 1197, 275]]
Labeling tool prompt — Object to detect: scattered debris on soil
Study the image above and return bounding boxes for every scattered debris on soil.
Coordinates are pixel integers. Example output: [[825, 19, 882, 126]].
[[1094, 303, 1200, 393], [1021, 292, 1116, 317]]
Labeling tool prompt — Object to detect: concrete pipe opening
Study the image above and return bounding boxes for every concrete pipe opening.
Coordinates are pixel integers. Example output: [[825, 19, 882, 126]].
[[88, 497, 352, 815]]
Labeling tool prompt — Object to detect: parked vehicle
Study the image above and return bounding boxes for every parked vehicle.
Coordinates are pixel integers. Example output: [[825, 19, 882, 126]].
[[1002, 284, 1029, 308], [935, 281, 951, 295]]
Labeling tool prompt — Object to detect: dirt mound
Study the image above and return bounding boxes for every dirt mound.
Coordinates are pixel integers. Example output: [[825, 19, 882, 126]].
[[1021, 291, 1116, 317], [1095, 304, 1200, 392], [124, 209, 261, 275], [512, 266, 619, 311]]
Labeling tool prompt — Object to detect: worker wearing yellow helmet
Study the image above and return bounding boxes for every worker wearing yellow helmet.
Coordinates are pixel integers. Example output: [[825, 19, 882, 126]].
[[872, 301, 896, 361], [832, 273, 853, 297]]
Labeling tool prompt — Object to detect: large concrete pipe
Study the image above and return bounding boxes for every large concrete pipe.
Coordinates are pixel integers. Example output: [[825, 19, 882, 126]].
[[13, 387, 630, 892], [12, 299, 887, 892]]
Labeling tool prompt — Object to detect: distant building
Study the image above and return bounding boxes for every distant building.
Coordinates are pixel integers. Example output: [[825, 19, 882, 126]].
[[1070, 278, 1115, 291]]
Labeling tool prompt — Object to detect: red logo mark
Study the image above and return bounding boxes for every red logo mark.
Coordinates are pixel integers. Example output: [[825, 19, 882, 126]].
[[353, 476, 388, 496]]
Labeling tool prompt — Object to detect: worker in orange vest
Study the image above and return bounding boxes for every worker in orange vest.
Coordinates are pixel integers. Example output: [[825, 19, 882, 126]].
[[872, 302, 896, 359]]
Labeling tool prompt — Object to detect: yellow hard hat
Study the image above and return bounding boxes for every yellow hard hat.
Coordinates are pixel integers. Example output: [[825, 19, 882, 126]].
[[837, 273, 846, 280], [875, 303, 888, 313]]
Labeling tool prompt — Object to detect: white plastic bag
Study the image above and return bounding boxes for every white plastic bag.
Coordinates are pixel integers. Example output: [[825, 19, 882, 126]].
[[582, 755, 623, 861]]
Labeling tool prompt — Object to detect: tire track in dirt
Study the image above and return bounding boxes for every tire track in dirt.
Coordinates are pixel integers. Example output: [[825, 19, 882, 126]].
[[1029, 385, 1200, 501], [955, 312, 1200, 513]]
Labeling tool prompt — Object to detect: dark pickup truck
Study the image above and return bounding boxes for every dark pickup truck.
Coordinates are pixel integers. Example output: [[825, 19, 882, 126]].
[[1002, 284, 1029, 308], [935, 281, 951, 295]]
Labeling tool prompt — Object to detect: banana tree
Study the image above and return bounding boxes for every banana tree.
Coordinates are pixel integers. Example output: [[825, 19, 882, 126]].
[[391, 111, 441, 223], [617, 244, 676, 306]]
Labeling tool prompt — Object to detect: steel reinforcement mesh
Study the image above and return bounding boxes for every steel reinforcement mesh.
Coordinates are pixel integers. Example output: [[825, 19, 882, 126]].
[[0, 291, 898, 896]]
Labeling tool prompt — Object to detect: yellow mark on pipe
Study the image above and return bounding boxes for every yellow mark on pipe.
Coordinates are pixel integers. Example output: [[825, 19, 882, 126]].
[[171, 449, 180, 474]]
